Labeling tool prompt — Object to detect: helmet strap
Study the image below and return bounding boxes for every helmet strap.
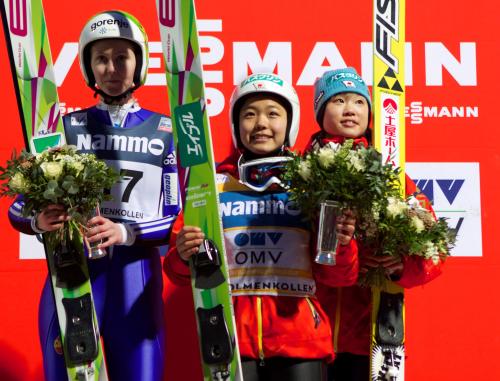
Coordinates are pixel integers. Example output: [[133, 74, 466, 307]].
[[92, 84, 139, 105]]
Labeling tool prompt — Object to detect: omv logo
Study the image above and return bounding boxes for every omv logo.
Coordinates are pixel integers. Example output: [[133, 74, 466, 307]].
[[413, 178, 466, 238], [413, 179, 464, 206], [407, 162, 482, 257]]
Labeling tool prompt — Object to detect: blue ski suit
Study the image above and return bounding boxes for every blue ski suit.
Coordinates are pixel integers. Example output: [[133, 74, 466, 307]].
[[8, 103, 180, 381]]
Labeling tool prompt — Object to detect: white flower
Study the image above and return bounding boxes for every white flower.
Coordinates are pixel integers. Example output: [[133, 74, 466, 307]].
[[10, 173, 29, 193], [346, 151, 366, 172], [41, 161, 63, 179], [70, 161, 84, 174], [317, 147, 336, 168], [386, 197, 408, 217], [298, 160, 312, 180], [411, 215, 425, 233], [423, 241, 440, 264]]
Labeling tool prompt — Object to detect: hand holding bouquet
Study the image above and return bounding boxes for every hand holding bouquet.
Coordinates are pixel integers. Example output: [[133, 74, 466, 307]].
[[0, 145, 119, 286], [284, 140, 455, 286]]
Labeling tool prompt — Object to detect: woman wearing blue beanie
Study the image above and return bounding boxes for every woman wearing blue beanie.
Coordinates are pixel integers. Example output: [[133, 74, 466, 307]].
[[306, 67, 445, 381]]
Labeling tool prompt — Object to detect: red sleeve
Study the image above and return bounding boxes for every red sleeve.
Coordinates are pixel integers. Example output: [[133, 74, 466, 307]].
[[394, 175, 444, 288], [396, 256, 443, 288], [163, 213, 192, 286], [313, 239, 359, 287]]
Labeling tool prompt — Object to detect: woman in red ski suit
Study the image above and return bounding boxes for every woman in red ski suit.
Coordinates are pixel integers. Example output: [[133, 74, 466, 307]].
[[308, 67, 444, 381], [164, 73, 359, 380]]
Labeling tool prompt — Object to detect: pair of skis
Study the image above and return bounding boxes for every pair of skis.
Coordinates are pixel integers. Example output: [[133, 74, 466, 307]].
[[2, 0, 242, 380], [371, 0, 406, 380], [0, 1, 107, 380], [154, 1, 243, 380]]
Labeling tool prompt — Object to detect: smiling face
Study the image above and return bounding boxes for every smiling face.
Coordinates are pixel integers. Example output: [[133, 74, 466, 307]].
[[90, 39, 137, 98], [238, 94, 288, 156], [322, 92, 370, 138]]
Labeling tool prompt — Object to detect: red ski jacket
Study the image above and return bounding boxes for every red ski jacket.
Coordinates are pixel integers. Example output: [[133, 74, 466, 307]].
[[164, 151, 359, 362], [305, 133, 444, 356]]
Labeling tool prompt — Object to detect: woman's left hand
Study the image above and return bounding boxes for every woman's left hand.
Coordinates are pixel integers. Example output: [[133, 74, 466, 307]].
[[85, 216, 123, 249], [360, 254, 404, 279]]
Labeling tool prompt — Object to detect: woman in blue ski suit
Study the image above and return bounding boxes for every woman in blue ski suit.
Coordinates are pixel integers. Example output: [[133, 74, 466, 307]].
[[8, 10, 180, 381]]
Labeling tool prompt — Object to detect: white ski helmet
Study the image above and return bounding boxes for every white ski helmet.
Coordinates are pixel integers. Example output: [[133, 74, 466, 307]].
[[78, 10, 148, 91], [229, 73, 300, 149]]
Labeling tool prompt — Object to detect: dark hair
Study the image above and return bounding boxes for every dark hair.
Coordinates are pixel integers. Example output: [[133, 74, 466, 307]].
[[232, 92, 293, 150]]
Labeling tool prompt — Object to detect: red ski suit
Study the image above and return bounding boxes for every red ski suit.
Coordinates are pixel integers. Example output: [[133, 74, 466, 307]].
[[305, 133, 444, 356], [164, 151, 359, 362]]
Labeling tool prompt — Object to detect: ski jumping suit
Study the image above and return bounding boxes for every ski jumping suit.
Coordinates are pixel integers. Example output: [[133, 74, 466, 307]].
[[164, 152, 359, 380], [305, 132, 444, 381], [8, 103, 180, 381]]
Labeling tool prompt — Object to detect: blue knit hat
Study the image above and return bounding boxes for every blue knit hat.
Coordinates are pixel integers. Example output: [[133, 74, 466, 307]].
[[313, 67, 371, 125]]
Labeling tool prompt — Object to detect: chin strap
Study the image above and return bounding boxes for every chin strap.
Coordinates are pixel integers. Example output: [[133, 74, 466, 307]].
[[92, 85, 139, 104]]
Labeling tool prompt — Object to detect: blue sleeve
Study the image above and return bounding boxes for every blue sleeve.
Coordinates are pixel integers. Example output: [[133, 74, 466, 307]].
[[8, 196, 36, 235], [124, 133, 181, 247]]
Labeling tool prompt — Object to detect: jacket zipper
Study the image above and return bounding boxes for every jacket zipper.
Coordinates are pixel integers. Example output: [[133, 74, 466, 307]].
[[333, 287, 342, 353], [306, 297, 321, 328], [256, 296, 265, 365]]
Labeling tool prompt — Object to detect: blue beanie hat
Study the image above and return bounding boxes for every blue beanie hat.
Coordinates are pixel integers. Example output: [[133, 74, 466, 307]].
[[313, 67, 371, 125]]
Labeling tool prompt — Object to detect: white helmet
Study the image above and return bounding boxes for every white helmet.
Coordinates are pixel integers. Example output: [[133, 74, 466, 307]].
[[229, 73, 300, 149], [78, 10, 148, 91]]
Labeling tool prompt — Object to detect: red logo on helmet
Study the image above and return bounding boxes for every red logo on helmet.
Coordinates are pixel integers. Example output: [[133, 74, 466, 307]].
[[383, 99, 398, 114]]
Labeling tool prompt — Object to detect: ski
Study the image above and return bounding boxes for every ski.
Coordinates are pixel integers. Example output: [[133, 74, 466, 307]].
[[0, 1, 107, 380], [155, 1, 243, 380], [371, 0, 406, 380]]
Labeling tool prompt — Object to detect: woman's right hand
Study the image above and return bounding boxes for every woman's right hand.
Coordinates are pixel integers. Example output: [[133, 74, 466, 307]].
[[36, 204, 69, 232], [176, 226, 205, 261]]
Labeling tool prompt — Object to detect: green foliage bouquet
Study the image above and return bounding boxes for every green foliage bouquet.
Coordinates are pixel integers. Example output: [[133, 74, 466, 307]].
[[0, 146, 118, 265], [284, 140, 455, 286]]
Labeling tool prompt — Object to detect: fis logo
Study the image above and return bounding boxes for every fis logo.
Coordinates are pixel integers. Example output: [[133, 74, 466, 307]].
[[407, 162, 482, 257]]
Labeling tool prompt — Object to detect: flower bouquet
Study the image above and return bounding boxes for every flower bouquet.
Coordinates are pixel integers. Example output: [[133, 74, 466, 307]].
[[0, 146, 119, 287], [283, 140, 455, 287]]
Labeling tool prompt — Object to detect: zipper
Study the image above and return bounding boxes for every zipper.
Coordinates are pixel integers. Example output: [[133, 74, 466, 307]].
[[333, 288, 342, 353], [306, 297, 321, 329], [256, 296, 265, 365]]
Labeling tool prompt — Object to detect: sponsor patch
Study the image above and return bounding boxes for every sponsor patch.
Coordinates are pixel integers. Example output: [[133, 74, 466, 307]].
[[70, 113, 87, 127], [158, 117, 172, 132]]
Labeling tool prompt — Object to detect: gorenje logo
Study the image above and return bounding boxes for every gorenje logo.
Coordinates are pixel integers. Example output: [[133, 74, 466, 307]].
[[90, 18, 130, 32]]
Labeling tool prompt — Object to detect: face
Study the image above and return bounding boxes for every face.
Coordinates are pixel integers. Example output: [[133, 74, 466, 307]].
[[90, 39, 137, 97], [322, 93, 369, 138], [238, 95, 288, 155]]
